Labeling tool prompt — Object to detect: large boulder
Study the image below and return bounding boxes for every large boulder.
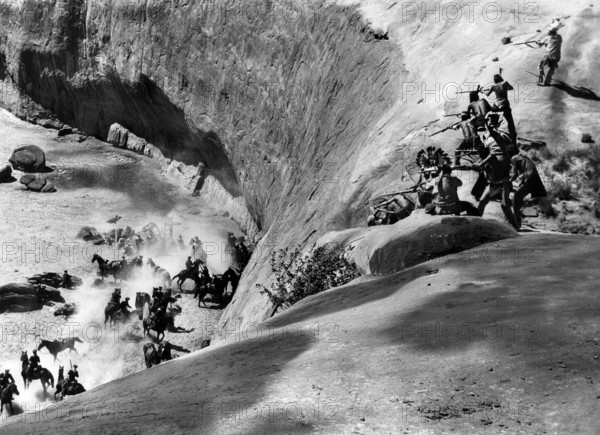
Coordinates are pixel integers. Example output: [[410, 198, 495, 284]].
[[0, 164, 14, 182], [0, 282, 64, 313], [107, 123, 129, 148], [9, 144, 46, 172], [317, 213, 519, 276]]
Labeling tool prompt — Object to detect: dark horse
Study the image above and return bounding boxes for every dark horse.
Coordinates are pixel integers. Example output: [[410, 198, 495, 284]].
[[20, 352, 54, 391], [172, 259, 204, 290], [38, 338, 82, 362], [0, 383, 19, 417], [59, 378, 85, 400], [196, 266, 241, 307], [91, 253, 143, 282], [104, 301, 121, 328], [144, 342, 173, 368], [142, 314, 174, 342], [135, 292, 152, 320]]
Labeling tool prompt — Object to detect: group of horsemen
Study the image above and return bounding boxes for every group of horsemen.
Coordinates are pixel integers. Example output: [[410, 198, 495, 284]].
[[0, 350, 81, 392]]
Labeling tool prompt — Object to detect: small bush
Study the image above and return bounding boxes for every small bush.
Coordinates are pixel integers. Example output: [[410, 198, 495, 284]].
[[257, 244, 360, 315], [549, 179, 575, 201], [537, 147, 555, 160], [552, 154, 571, 173]]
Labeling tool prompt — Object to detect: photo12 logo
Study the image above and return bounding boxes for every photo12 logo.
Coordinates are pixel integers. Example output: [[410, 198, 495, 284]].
[[401, 2, 541, 24]]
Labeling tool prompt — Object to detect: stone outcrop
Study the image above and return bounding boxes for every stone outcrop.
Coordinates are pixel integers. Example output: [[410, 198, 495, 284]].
[[316, 213, 518, 276], [9, 144, 46, 172]]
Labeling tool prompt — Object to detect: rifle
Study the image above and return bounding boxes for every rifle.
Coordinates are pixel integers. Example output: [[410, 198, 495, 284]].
[[454, 149, 479, 155], [456, 84, 481, 94], [511, 40, 540, 46], [430, 122, 460, 137], [443, 113, 462, 117]]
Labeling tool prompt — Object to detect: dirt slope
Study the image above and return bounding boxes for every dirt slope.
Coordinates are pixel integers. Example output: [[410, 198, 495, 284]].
[[3, 232, 599, 434]]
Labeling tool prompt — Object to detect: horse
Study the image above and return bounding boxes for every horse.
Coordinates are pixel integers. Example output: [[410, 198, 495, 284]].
[[54, 366, 64, 400], [104, 301, 121, 328], [196, 266, 241, 308], [0, 383, 19, 417], [144, 341, 173, 368], [21, 354, 54, 392], [38, 338, 82, 362], [142, 314, 172, 342], [171, 259, 204, 290], [135, 292, 152, 320], [143, 343, 160, 368], [92, 253, 142, 282], [147, 258, 172, 288], [158, 341, 173, 361], [60, 379, 85, 400]]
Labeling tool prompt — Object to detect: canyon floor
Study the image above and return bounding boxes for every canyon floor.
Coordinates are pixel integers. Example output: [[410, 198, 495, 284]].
[[0, 108, 241, 423], [1, 110, 599, 434]]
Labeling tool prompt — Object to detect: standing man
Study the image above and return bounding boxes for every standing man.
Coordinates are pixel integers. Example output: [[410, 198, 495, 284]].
[[61, 270, 73, 289], [467, 91, 492, 133], [510, 153, 547, 229], [473, 114, 519, 229], [453, 111, 481, 165], [537, 26, 563, 86], [483, 74, 517, 142]]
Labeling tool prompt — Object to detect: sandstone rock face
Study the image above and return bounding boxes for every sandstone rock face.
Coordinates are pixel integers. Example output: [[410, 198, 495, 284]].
[[317, 214, 518, 276], [9, 144, 46, 172]]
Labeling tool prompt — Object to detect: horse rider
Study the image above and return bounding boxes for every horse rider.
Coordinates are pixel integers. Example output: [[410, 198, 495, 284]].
[[177, 235, 185, 250], [28, 349, 41, 378], [66, 365, 79, 390], [2, 369, 15, 387], [120, 255, 126, 266], [120, 297, 132, 315], [61, 270, 73, 289], [0, 370, 13, 390], [110, 288, 122, 308], [235, 238, 250, 268], [185, 256, 193, 271]]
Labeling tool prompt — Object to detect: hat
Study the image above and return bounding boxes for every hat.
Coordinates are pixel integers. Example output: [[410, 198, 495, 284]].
[[548, 18, 564, 32], [74, 365, 78, 368], [485, 112, 501, 127], [125, 297, 130, 300], [33, 349, 37, 353]]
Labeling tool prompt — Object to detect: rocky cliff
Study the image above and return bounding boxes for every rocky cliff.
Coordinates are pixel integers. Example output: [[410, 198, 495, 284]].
[[1, 0, 599, 331]]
